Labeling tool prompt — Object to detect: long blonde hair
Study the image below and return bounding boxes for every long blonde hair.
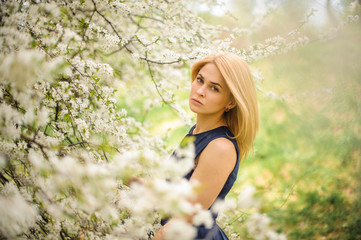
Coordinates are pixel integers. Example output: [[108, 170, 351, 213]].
[[191, 53, 259, 161]]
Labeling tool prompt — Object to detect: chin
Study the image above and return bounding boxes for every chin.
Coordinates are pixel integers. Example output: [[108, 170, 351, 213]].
[[189, 104, 201, 114], [189, 105, 197, 113]]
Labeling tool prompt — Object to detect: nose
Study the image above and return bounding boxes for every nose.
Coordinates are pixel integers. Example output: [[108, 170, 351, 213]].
[[196, 85, 206, 96]]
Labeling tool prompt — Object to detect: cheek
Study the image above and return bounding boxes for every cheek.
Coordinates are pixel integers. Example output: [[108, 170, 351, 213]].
[[190, 81, 197, 93], [214, 94, 230, 106]]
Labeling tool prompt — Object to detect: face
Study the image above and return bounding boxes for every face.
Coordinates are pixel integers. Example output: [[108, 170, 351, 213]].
[[189, 63, 233, 117]]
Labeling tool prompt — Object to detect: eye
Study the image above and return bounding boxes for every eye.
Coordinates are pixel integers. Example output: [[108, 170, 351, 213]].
[[211, 86, 219, 92], [196, 77, 203, 84]]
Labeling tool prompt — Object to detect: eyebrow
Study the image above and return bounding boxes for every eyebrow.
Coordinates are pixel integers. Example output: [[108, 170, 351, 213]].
[[199, 73, 223, 89]]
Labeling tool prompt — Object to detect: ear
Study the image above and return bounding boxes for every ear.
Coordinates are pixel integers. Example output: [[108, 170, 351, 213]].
[[225, 102, 236, 112], [227, 101, 236, 110]]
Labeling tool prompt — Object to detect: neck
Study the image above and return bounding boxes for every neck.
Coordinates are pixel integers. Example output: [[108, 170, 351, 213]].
[[193, 113, 226, 134]]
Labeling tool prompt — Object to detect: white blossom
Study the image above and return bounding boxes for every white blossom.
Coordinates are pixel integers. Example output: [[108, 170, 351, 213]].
[[165, 218, 197, 240], [192, 209, 214, 228], [246, 213, 287, 240], [0, 182, 37, 238], [237, 185, 261, 209]]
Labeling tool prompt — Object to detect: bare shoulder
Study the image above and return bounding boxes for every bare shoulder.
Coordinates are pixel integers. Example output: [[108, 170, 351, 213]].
[[207, 137, 236, 153], [200, 137, 237, 169]]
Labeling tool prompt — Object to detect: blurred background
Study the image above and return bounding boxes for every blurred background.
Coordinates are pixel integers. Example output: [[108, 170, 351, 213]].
[[121, 0, 361, 239]]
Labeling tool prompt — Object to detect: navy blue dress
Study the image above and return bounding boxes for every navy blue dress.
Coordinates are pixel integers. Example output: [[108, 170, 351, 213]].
[[165, 125, 240, 240]]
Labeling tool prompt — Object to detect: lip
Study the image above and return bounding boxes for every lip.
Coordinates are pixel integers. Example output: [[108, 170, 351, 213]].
[[191, 98, 203, 105]]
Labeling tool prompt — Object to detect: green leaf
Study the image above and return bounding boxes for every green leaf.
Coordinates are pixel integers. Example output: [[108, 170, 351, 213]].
[[179, 136, 195, 148]]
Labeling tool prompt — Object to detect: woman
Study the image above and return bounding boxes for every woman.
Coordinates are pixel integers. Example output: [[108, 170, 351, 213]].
[[153, 53, 259, 240]]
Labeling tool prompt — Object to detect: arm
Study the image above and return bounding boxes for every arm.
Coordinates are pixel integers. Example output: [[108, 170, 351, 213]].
[[153, 138, 237, 239], [188, 137, 237, 209]]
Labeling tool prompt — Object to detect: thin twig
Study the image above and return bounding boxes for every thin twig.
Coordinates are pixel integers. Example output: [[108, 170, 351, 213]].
[[129, 13, 164, 23], [53, 88, 86, 148], [145, 56, 168, 105], [68, 141, 88, 147], [82, 9, 96, 40]]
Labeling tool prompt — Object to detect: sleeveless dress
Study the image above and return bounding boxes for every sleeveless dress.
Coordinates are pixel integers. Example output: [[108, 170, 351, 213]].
[[163, 125, 240, 240]]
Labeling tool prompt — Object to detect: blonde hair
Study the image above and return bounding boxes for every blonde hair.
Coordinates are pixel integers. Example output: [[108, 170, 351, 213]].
[[191, 53, 259, 161]]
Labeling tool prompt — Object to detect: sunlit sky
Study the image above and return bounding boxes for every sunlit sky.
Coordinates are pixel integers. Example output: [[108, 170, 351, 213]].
[[198, 0, 346, 26]]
